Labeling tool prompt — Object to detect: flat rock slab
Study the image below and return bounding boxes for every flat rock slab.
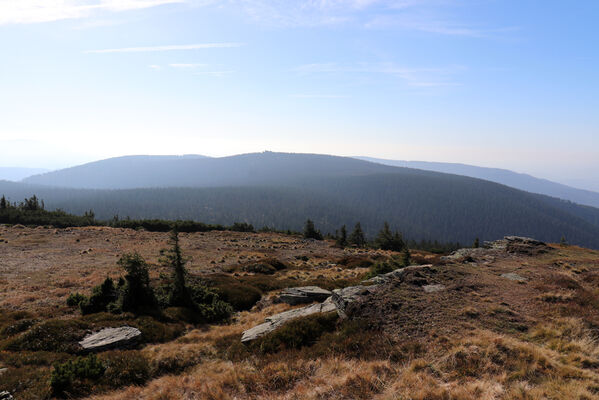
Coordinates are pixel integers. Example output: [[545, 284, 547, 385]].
[[276, 286, 332, 305], [242, 299, 337, 343], [79, 326, 141, 352], [423, 284, 446, 293], [501, 273, 527, 282]]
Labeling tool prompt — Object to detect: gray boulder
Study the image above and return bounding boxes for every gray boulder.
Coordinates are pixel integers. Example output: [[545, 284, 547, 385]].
[[276, 286, 332, 305], [332, 285, 379, 319], [501, 272, 527, 282], [423, 284, 446, 293], [241, 299, 336, 343], [79, 326, 141, 352]]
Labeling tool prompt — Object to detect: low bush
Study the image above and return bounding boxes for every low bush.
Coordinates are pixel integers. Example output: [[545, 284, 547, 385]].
[[130, 316, 185, 344], [0, 318, 36, 338], [337, 256, 374, 269], [364, 258, 403, 279], [4, 319, 89, 353], [255, 312, 338, 353], [242, 263, 277, 274], [309, 319, 399, 360], [80, 277, 118, 315], [206, 275, 263, 311], [50, 354, 105, 397], [66, 292, 87, 307]]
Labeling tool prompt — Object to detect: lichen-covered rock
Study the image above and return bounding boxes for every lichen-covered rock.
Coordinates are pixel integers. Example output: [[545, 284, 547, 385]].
[[79, 326, 141, 352], [276, 286, 332, 305], [501, 272, 527, 282], [331, 285, 379, 319], [423, 284, 446, 293]]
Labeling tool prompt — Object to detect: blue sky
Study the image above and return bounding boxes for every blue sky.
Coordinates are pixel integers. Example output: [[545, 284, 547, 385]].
[[0, 0, 598, 190]]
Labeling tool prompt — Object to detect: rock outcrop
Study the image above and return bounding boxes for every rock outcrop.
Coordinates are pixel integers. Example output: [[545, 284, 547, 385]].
[[276, 286, 332, 305], [331, 285, 379, 319], [442, 236, 550, 263], [79, 326, 141, 352], [241, 298, 337, 343], [242, 266, 435, 342]]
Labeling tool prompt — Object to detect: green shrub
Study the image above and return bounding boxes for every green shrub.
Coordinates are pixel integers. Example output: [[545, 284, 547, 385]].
[[80, 277, 118, 315], [255, 312, 338, 353], [118, 253, 158, 313], [66, 292, 87, 307], [50, 354, 105, 397], [364, 258, 402, 279]]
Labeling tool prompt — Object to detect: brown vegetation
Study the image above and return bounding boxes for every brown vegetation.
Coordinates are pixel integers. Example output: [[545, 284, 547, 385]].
[[2, 225, 599, 399]]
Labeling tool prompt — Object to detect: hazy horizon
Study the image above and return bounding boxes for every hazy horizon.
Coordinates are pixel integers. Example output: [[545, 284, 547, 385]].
[[1, 150, 599, 193], [1, 1, 598, 191]]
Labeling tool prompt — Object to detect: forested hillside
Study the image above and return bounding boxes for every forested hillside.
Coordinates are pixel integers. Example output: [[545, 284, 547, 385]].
[[4, 171, 599, 248], [358, 156, 599, 208]]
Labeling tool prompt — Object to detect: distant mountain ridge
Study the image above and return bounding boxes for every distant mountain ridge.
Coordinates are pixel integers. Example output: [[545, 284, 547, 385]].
[[23, 152, 399, 189], [356, 156, 599, 209], [6, 152, 599, 249]]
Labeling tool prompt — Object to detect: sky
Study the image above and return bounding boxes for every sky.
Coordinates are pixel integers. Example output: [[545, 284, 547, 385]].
[[0, 0, 598, 190]]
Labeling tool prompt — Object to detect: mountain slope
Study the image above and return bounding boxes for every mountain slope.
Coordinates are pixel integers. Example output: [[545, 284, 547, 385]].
[[5, 166, 599, 248], [357, 156, 599, 208]]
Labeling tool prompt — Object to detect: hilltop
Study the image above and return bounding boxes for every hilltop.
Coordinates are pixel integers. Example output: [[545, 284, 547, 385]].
[[1, 225, 599, 399]]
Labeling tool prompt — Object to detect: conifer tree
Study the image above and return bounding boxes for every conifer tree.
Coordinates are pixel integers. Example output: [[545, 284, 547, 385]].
[[375, 222, 404, 251], [0, 196, 6, 210], [336, 225, 348, 247], [303, 219, 323, 240], [402, 247, 411, 266], [473, 237, 480, 248], [348, 222, 366, 248], [118, 252, 157, 312], [161, 230, 194, 308]]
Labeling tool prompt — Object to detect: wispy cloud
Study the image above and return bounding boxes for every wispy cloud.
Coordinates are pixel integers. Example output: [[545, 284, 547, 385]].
[[295, 62, 464, 87], [0, 0, 191, 25], [85, 42, 243, 54], [237, 0, 513, 38]]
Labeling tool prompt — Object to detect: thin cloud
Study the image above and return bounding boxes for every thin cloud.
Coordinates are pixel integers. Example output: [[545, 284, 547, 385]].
[[0, 0, 189, 25], [84, 43, 243, 54]]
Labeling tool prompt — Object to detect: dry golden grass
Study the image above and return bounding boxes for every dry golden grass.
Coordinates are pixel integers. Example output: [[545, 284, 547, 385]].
[[3, 225, 599, 399]]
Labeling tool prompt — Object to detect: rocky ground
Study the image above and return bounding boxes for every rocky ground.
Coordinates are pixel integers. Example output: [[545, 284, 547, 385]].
[[2, 226, 599, 399]]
